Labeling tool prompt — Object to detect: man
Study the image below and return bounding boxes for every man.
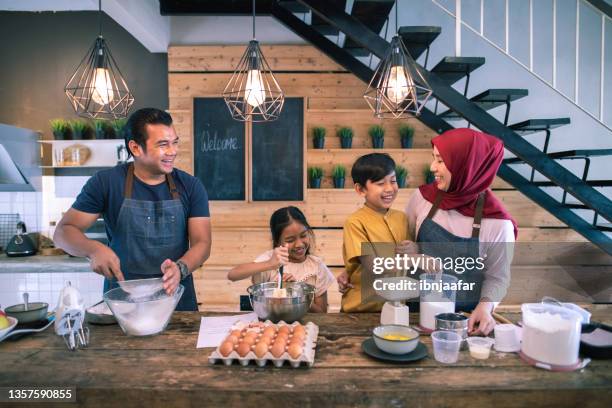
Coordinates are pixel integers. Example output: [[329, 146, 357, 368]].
[[54, 108, 211, 311]]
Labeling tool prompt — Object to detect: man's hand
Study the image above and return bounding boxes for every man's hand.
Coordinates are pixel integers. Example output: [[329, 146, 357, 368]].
[[468, 301, 496, 335], [337, 271, 354, 294], [161, 259, 181, 295], [89, 245, 124, 281]]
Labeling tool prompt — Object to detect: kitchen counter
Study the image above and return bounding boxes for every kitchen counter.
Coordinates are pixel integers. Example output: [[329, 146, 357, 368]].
[[1, 307, 611, 407], [0, 254, 90, 273]]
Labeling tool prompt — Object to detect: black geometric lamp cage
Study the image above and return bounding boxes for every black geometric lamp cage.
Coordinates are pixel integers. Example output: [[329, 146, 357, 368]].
[[222, 0, 284, 122], [364, 35, 433, 119], [64, 0, 134, 120]]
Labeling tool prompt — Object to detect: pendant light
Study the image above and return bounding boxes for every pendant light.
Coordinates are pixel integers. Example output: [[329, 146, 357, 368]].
[[363, 0, 432, 119], [64, 0, 134, 120], [222, 0, 284, 122]]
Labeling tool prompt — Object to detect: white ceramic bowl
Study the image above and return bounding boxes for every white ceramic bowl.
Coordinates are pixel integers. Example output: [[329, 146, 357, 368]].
[[373, 325, 419, 355]]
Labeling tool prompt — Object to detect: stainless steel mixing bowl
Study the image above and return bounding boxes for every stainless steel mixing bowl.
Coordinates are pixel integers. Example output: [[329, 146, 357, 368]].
[[247, 281, 315, 323]]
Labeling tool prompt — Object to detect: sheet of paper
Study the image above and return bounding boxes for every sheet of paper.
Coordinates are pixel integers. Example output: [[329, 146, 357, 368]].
[[196, 312, 258, 348]]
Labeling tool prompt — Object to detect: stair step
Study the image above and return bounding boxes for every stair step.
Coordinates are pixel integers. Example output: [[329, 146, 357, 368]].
[[431, 56, 486, 85], [532, 180, 612, 187], [278, 1, 311, 13], [343, 0, 395, 54], [597, 223, 612, 232], [311, 0, 347, 36], [440, 89, 529, 120], [504, 149, 612, 164], [563, 203, 590, 209], [398, 26, 442, 60], [509, 118, 571, 134]]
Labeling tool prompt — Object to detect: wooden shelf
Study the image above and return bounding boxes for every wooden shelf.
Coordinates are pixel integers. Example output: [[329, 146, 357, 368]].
[[38, 139, 124, 144], [40, 165, 115, 169], [308, 148, 431, 153]]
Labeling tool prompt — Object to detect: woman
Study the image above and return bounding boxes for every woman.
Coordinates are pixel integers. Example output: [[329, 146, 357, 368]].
[[406, 128, 517, 335]]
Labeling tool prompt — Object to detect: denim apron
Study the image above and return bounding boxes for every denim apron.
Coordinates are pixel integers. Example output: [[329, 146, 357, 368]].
[[103, 163, 198, 311], [416, 192, 486, 312]]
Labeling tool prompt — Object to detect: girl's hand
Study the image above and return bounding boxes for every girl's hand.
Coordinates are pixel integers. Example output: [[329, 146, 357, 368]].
[[395, 240, 419, 255], [269, 246, 289, 269], [281, 272, 296, 282], [337, 271, 354, 294], [468, 301, 496, 336]]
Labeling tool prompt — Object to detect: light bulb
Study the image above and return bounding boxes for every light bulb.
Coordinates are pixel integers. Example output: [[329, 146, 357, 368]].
[[386, 65, 410, 105], [245, 69, 266, 108], [91, 67, 114, 105]]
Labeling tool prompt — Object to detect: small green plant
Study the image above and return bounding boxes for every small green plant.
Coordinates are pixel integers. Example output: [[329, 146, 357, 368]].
[[332, 165, 346, 179], [111, 119, 127, 139], [93, 119, 108, 139], [368, 125, 385, 148], [395, 165, 408, 188], [70, 120, 87, 139], [313, 127, 326, 148], [424, 166, 435, 184], [308, 166, 324, 188], [337, 127, 353, 149], [398, 124, 415, 148], [50, 119, 69, 139]]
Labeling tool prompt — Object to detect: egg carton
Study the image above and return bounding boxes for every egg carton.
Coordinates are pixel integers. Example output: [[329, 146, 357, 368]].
[[208, 321, 319, 368]]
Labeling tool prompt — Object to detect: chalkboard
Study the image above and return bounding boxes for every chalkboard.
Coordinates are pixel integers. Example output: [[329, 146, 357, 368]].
[[194, 98, 246, 200], [252, 98, 304, 201]]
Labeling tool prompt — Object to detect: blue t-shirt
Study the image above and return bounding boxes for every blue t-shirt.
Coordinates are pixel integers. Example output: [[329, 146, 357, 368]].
[[72, 164, 209, 244]]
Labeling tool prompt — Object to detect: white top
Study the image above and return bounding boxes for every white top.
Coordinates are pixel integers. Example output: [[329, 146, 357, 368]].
[[405, 189, 515, 303], [252, 250, 336, 297]]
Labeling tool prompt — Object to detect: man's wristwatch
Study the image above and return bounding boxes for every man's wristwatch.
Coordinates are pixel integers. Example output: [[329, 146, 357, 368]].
[[176, 260, 190, 280]]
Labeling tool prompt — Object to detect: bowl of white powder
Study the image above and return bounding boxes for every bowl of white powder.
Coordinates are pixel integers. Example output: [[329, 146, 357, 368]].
[[103, 285, 184, 336]]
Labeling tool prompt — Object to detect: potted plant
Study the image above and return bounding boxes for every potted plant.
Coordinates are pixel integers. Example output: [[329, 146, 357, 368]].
[[313, 127, 326, 149], [70, 120, 87, 140], [83, 122, 95, 140], [50, 119, 71, 140], [424, 167, 436, 184], [369, 125, 385, 149], [308, 166, 324, 188], [93, 120, 108, 140], [111, 119, 127, 139], [332, 165, 346, 189], [398, 124, 414, 149], [337, 127, 353, 149], [395, 165, 408, 188]]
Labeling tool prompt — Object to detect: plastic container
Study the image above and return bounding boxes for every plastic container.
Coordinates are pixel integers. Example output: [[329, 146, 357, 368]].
[[521, 303, 582, 367], [431, 330, 462, 364], [103, 285, 183, 336], [467, 337, 495, 359], [419, 273, 457, 331]]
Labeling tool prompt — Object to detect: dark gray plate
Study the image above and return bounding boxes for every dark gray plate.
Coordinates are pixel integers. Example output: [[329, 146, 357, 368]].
[[362, 338, 428, 362]]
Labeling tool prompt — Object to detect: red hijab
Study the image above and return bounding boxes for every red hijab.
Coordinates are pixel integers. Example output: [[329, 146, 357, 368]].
[[419, 128, 518, 238]]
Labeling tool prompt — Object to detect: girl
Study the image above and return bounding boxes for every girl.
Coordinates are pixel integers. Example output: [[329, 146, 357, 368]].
[[228, 206, 335, 313]]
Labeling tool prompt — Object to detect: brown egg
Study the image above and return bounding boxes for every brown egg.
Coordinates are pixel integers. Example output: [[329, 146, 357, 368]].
[[292, 325, 306, 337], [230, 329, 242, 338], [243, 332, 259, 342], [225, 335, 240, 344], [270, 342, 285, 358], [291, 331, 306, 342], [275, 332, 289, 342], [287, 343, 303, 359], [219, 341, 235, 357], [236, 342, 252, 357], [278, 325, 290, 336], [262, 326, 277, 337], [288, 336, 303, 347], [241, 336, 257, 346], [254, 341, 269, 358], [258, 335, 273, 346]]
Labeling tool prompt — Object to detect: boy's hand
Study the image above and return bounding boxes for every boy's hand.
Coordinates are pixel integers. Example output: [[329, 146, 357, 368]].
[[337, 271, 354, 294], [269, 246, 289, 269], [395, 240, 419, 255]]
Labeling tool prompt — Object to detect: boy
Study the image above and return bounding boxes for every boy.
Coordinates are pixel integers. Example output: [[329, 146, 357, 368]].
[[338, 153, 410, 312]]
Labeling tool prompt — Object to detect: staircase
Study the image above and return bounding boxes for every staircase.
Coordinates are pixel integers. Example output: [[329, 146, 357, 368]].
[[264, 0, 612, 256]]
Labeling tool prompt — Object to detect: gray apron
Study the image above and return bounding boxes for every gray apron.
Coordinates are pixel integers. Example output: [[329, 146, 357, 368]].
[[415, 192, 486, 312], [103, 163, 198, 311]]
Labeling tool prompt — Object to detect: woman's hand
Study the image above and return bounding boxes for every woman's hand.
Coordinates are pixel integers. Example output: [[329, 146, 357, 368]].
[[468, 301, 496, 335], [337, 271, 354, 294], [268, 245, 289, 269]]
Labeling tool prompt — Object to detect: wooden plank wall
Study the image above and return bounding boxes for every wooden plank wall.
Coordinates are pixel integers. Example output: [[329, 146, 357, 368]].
[[168, 45, 610, 312]]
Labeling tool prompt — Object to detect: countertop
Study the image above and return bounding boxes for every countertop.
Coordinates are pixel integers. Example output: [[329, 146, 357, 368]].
[[1, 308, 611, 407], [0, 254, 90, 273]]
